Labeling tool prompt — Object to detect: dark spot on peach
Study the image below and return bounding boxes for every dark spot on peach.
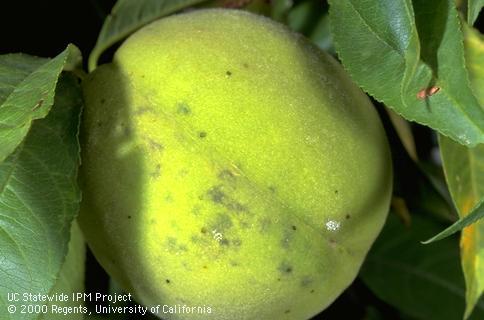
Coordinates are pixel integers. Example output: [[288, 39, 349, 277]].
[[151, 164, 161, 178], [208, 185, 225, 203], [284, 310, 291, 314], [212, 213, 233, 231], [147, 138, 163, 151], [310, 289, 315, 293], [177, 102, 191, 115], [207, 185, 248, 213], [329, 239, 337, 248], [100, 98, 106, 104], [300, 277, 313, 287], [203, 265, 208, 269], [243, 62, 249, 68], [226, 71, 232, 76], [199, 131, 207, 138], [127, 215, 132, 219], [278, 261, 293, 274], [219, 169, 236, 181], [226, 201, 248, 212], [165, 279, 171, 284], [292, 225, 297, 231], [269, 186, 276, 193], [201, 227, 208, 234], [335, 190, 339, 194], [346, 214, 351, 219]]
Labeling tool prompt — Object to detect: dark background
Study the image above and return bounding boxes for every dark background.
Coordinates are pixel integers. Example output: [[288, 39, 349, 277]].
[[1, 1, 482, 319]]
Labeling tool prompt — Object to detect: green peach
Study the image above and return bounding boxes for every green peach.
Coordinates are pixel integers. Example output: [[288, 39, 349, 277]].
[[79, 9, 392, 320]]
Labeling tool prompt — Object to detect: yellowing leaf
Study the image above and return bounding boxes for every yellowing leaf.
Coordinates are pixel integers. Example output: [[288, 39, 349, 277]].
[[439, 22, 484, 319]]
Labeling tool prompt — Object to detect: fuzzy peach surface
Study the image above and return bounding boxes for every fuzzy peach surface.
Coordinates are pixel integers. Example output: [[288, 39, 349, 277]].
[[79, 9, 392, 320]]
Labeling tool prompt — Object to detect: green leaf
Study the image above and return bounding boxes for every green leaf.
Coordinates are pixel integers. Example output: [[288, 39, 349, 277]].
[[39, 222, 85, 320], [422, 199, 484, 244], [433, 22, 484, 319], [464, 25, 484, 104], [360, 213, 484, 320], [468, 0, 484, 25], [0, 45, 77, 164], [88, 0, 207, 71], [0, 73, 82, 320], [328, 0, 484, 147]]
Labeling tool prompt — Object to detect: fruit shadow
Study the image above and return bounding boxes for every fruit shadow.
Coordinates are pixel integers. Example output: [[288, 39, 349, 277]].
[[78, 62, 169, 318]]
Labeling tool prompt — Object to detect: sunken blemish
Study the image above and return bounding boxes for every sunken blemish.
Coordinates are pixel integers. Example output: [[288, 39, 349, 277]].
[[147, 138, 163, 152], [208, 185, 225, 203], [151, 164, 161, 178], [329, 238, 337, 249], [206, 185, 248, 212], [213, 213, 233, 231], [199, 131, 207, 138], [278, 261, 293, 274], [177, 102, 191, 115], [226, 201, 248, 212], [218, 169, 236, 181], [166, 237, 189, 253], [300, 277, 313, 287]]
